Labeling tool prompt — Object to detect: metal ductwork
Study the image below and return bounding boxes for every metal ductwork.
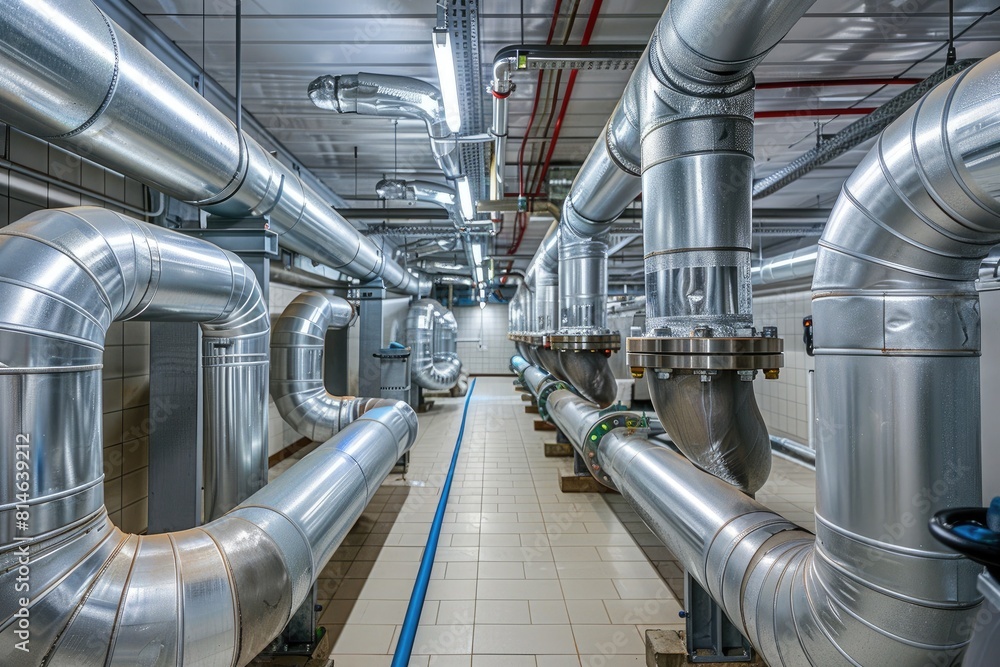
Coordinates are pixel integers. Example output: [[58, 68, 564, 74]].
[[0, 208, 270, 529], [751, 244, 818, 286], [407, 299, 462, 391], [0, 0, 430, 297], [377, 179, 458, 217], [270, 291, 405, 444], [510, 222, 605, 395], [513, 345, 984, 665], [377, 178, 484, 284], [617, 0, 816, 494], [0, 209, 418, 665], [310, 73, 461, 180]]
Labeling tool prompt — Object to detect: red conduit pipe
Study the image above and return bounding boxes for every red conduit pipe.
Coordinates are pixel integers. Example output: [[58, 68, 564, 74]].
[[532, 0, 604, 196], [501, 0, 564, 283]]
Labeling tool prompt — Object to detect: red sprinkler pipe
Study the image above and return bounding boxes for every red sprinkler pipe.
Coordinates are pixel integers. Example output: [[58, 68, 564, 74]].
[[532, 0, 604, 195]]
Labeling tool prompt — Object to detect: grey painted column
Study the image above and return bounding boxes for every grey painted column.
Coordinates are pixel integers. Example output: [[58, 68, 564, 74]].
[[148, 322, 203, 532], [358, 279, 386, 397], [147, 223, 278, 531]]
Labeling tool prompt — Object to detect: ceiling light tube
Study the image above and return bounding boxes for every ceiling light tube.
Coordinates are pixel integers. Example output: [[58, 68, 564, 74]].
[[433, 28, 462, 134], [471, 242, 483, 265]]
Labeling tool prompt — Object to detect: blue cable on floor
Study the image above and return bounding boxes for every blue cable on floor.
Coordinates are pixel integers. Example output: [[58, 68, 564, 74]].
[[391, 378, 477, 666]]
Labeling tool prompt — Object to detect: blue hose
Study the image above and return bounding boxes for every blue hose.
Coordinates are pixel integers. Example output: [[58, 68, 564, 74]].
[[390, 379, 477, 666]]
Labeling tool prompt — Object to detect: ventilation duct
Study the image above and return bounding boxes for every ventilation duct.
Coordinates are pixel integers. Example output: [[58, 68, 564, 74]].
[[0, 0, 429, 297], [270, 291, 411, 444], [376, 178, 483, 285], [516, 47, 1000, 667], [310, 73, 461, 180], [0, 208, 270, 528], [751, 245, 818, 286], [0, 207, 415, 664], [407, 299, 462, 390], [513, 344, 982, 666]]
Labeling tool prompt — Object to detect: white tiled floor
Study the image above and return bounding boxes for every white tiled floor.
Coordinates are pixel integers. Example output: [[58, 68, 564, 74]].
[[266, 377, 817, 667]]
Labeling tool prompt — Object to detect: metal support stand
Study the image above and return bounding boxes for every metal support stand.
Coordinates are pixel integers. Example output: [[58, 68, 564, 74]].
[[683, 572, 753, 662], [377, 344, 412, 474], [147, 219, 278, 532], [324, 325, 351, 396], [262, 586, 320, 657], [358, 280, 386, 396]]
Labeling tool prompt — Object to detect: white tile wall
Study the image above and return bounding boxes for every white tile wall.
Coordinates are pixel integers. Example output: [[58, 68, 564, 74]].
[[453, 304, 518, 375], [752, 290, 815, 445]]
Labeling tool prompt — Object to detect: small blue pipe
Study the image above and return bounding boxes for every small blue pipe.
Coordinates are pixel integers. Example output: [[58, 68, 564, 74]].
[[390, 379, 477, 666]]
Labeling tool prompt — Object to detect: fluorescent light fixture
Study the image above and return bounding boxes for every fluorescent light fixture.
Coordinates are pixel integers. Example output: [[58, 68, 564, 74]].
[[456, 175, 475, 220], [432, 28, 462, 134], [475, 265, 485, 284], [471, 242, 483, 265]]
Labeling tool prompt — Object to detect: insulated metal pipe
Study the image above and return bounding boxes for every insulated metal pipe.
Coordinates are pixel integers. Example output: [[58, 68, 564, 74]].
[[622, 0, 813, 495], [751, 244, 818, 285], [0, 209, 418, 665], [0, 402, 416, 667], [271, 292, 402, 443], [0, 0, 429, 296], [0, 207, 269, 532], [407, 299, 462, 390], [539, 379, 982, 665], [377, 178, 481, 284], [309, 73, 461, 180], [640, 0, 815, 336]]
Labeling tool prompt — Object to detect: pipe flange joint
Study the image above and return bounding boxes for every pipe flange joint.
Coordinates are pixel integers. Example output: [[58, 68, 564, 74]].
[[536, 378, 569, 422], [625, 331, 783, 378], [549, 332, 621, 353], [581, 407, 649, 490]]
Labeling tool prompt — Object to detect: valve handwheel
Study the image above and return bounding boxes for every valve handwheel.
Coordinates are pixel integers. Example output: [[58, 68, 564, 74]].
[[929, 497, 1000, 580]]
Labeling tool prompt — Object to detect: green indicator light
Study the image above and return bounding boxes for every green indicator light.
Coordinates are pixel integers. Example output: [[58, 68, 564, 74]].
[[590, 434, 598, 441]]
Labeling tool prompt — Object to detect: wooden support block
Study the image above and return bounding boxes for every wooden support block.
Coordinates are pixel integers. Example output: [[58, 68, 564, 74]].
[[559, 472, 617, 494], [645, 630, 765, 667], [525, 405, 539, 414], [534, 420, 557, 431], [544, 442, 573, 457]]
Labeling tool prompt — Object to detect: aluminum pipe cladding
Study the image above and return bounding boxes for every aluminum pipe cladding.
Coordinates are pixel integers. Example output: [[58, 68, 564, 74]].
[[0, 0, 427, 296], [806, 53, 1000, 663], [558, 220, 610, 333], [0, 401, 416, 666], [271, 291, 402, 443], [309, 73, 461, 180], [0, 207, 269, 536], [407, 299, 462, 390]]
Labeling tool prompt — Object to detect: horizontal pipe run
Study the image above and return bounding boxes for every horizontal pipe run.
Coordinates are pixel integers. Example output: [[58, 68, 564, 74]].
[[0, 0, 428, 296]]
